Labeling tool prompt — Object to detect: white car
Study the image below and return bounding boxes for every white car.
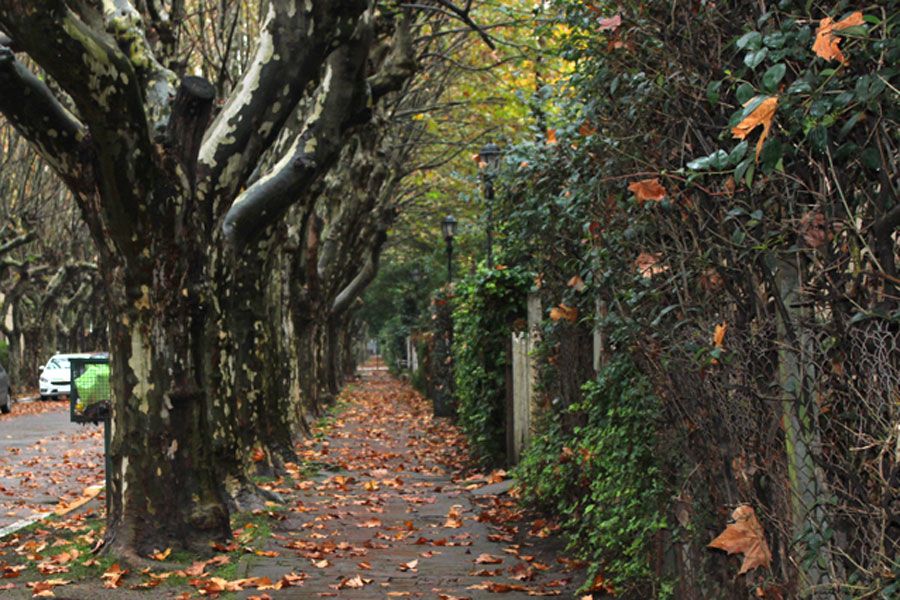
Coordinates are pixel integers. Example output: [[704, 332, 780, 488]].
[[39, 353, 93, 399]]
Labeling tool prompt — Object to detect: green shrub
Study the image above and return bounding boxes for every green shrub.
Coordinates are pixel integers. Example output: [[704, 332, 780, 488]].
[[516, 356, 668, 597], [452, 265, 530, 465]]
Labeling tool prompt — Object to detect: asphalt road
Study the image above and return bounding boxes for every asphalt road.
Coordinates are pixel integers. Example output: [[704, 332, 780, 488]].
[[0, 403, 104, 531]]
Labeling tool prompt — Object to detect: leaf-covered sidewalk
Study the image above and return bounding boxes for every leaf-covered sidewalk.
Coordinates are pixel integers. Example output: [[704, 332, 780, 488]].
[[0, 370, 585, 598]]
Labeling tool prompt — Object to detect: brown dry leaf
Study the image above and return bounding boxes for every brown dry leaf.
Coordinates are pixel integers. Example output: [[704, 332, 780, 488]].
[[336, 574, 371, 589], [398, 559, 418, 572], [549, 304, 578, 323], [357, 518, 382, 528], [444, 505, 464, 528], [731, 96, 778, 160], [813, 12, 864, 63], [488, 469, 507, 484], [101, 563, 128, 589], [799, 211, 828, 248], [597, 14, 622, 31], [708, 504, 772, 574], [546, 129, 558, 145], [627, 178, 667, 203], [475, 553, 504, 565], [713, 322, 728, 349], [634, 252, 666, 278], [149, 547, 171, 561], [579, 121, 597, 136], [567, 275, 586, 292], [251, 448, 266, 463]]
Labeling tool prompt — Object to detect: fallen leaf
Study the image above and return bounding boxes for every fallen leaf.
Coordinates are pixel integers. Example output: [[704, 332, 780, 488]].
[[399, 559, 418, 572], [444, 505, 464, 528], [549, 304, 578, 323], [567, 276, 586, 292], [813, 12, 864, 63], [731, 96, 778, 160], [597, 14, 622, 31], [336, 574, 371, 589], [357, 518, 382, 528], [713, 322, 728, 349], [101, 563, 128, 589], [475, 553, 504, 565], [546, 129, 558, 145], [708, 504, 772, 574], [149, 547, 171, 561], [634, 252, 666, 278], [628, 178, 667, 203]]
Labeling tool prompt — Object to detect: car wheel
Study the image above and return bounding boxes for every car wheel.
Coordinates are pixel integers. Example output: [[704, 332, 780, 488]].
[[0, 402, 9, 414]]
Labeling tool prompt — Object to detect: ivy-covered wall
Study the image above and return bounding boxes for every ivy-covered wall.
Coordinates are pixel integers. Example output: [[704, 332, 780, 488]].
[[451, 265, 530, 465]]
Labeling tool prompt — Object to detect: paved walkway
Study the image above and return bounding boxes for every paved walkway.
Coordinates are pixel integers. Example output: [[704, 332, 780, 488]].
[[0, 372, 582, 598], [0, 403, 104, 529], [229, 371, 580, 598]]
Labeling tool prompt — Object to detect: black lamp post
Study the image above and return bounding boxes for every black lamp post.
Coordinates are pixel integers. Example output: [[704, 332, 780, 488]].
[[479, 142, 501, 268], [441, 215, 457, 284]]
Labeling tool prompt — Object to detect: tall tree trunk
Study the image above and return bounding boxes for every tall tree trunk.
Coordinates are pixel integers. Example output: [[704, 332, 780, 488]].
[[105, 254, 230, 558]]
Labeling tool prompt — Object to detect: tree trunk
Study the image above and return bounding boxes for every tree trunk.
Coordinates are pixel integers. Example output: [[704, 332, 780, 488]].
[[105, 259, 230, 558]]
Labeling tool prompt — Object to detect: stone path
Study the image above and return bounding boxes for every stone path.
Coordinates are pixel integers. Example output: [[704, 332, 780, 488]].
[[229, 371, 581, 598], [0, 371, 583, 598], [0, 405, 104, 529]]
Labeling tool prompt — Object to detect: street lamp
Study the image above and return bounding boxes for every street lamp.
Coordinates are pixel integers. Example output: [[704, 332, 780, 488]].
[[441, 215, 457, 284], [479, 142, 501, 268]]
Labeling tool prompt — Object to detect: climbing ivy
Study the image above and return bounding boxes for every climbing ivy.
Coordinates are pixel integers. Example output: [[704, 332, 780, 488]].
[[517, 356, 670, 597], [452, 265, 530, 465]]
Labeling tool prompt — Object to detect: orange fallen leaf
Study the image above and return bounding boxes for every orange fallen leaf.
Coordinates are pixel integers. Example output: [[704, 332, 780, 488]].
[[813, 12, 864, 63], [597, 14, 622, 31], [634, 252, 666, 278], [399, 559, 418, 571], [336, 574, 371, 589], [549, 304, 578, 323], [713, 322, 728, 349], [475, 553, 504, 565], [567, 275, 586, 292], [101, 563, 128, 589], [149, 547, 171, 561], [731, 96, 778, 160], [444, 505, 464, 528], [546, 128, 558, 145], [357, 518, 382, 528], [628, 178, 667, 203], [708, 504, 772, 575]]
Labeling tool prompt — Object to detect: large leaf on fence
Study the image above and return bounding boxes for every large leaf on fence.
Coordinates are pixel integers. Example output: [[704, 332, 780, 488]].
[[708, 504, 772, 574]]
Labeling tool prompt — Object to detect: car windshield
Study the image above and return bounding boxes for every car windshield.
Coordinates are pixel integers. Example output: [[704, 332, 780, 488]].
[[47, 357, 70, 369]]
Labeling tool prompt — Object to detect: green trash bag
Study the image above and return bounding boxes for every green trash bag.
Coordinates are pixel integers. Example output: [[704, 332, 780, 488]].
[[74, 364, 110, 410]]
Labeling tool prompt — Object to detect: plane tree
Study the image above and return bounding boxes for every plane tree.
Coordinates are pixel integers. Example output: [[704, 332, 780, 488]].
[[0, 0, 413, 558]]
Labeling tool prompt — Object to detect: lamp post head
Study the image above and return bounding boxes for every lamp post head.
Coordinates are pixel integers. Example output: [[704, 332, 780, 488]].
[[479, 142, 501, 171], [441, 215, 458, 240]]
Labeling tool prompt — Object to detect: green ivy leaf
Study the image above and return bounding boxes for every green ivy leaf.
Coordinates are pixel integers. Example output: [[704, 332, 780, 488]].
[[744, 48, 768, 69], [762, 63, 786, 92], [735, 83, 756, 104], [736, 31, 762, 50], [707, 80, 722, 106]]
